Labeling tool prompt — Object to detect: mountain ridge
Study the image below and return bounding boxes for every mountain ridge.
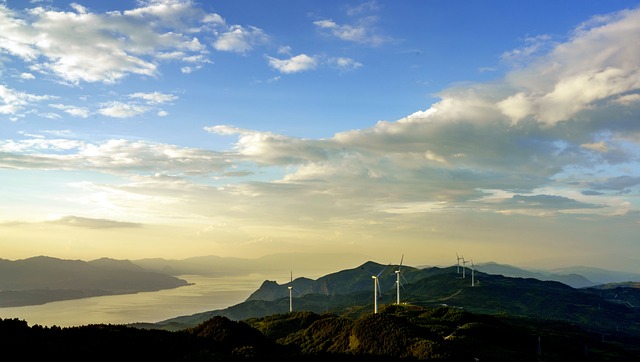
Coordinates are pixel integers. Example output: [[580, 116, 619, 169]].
[[0, 256, 190, 307], [149, 261, 640, 336]]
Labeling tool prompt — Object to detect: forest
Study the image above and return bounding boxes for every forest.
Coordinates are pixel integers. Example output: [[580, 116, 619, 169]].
[[2, 304, 639, 361]]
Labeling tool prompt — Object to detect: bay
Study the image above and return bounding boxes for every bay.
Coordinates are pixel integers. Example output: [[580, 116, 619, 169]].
[[0, 274, 267, 328]]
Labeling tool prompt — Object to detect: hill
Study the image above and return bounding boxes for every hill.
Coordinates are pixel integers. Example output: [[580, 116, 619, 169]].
[[0, 256, 190, 307], [4, 305, 639, 361], [150, 261, 640, 338]]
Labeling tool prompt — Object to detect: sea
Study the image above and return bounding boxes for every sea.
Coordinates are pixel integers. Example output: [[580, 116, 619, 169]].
[[0, 274, 270, 328]]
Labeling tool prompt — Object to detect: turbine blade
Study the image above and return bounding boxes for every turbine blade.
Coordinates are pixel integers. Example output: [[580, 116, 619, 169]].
[[376, 264, 388, 277], [401, 273, 409, 284]]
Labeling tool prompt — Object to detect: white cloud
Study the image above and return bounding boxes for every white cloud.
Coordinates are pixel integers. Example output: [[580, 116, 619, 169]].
[[328, 57, 363, 71], [266, 54, 318, 74], [98, 101, 150, 118], [614, 93, 640, 105], [0, 137, 230, 176], [0, 2, 213, 84], [130, 91, 178, 105], [213, 25, 269, 53], [313, 18, 387, 46], [498, 8, 640, 125], [203, 13, 225, 25], [0, 84, 53, 116], [49, 103, 90, 118], [581, 141, 609, 153]]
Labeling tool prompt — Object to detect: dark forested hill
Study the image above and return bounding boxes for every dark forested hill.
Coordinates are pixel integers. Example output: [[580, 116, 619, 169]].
[[0, 256, 190, 307], [3, 305, 639, 361]]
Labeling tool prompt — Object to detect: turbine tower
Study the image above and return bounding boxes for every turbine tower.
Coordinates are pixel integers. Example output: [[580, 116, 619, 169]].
[[395, 254, 404, 305], [288, 271, 293, 312], [461, 256, 469, 278], [471, 260, 475, 287], [372, 273, 382, 313], [456, 253, 462, 275]]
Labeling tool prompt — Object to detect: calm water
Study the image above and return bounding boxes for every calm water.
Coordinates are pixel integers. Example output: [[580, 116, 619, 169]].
[[0, 274, 268, 327]]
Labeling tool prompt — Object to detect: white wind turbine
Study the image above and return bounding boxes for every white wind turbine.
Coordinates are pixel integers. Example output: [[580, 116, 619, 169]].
[[395, 254, 404, 305], [461, 256, 469, 279], [288, 270, 293, 312], [471, 260, 476, 287], [456, 253, 462, 275], [371, 266, 386, 314], [361, 263, 387, 314]]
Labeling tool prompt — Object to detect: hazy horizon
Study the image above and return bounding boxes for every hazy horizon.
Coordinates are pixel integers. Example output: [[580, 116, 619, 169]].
[[2, 1, 640, 273], [3, 251, 640, 277]]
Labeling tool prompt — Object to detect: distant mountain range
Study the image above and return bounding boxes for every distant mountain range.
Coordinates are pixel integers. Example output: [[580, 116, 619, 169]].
[[147, 260, 640, 337], [132, 253, 640, 287], [131, 252, 365, 277], [2, 254, 639, 310], [0, 256, 190, 307], [475, 262, 640, 288]]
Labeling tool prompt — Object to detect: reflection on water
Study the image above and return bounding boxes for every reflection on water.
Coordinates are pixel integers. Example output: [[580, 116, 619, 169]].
[[0, 274, 267, 327]]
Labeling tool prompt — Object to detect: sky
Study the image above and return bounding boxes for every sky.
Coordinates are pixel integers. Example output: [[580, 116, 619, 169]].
[[1, 0, 640, 272]]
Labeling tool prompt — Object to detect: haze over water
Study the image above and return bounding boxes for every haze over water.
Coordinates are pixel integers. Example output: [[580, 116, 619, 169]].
[[0, 274, 266, 328]]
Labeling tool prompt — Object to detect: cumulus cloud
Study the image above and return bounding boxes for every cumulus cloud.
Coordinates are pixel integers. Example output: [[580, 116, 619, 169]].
[[498, 8, 640, 125], [0, 1, 212, 84], [0, 84, 53, 117], [313, 17, 388, 46], [0, 137, 230, 176], [49, 103, 90, 118], [96, 91, 178, 118], [98, 102, 150, 118], [213, 25, 269, 53], [205, 125, 332, 164], [266, 54, 318, 74], [328, 57, 363, 71], [129, 91, 178, 105]]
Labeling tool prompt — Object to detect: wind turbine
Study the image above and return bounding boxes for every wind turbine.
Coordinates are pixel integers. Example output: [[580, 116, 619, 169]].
[[361, 263, 387, 314], [461, 256, 469, 278], [372, 269, 385, 313], [471, 260, 475, 287], [456, 253, 462, 275], [288, 270, 293, 312], [395, 254, 404, 305]]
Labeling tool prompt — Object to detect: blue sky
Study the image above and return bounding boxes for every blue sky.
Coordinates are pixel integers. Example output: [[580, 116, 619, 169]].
[[1, 0, 640, 272]]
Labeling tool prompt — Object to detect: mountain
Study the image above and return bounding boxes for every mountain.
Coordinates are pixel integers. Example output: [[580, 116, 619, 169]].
[[547, 265, 640, 285], [475, 262, 598, 288], [150, 261, 640, 338], [132, 252, 367, 277], [0, 256, 190, 307]]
